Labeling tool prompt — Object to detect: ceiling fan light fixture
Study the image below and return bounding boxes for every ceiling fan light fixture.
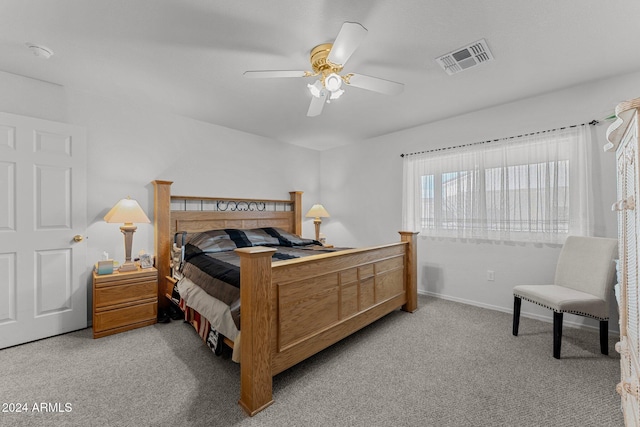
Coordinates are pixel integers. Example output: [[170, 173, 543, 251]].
[[243, 21, 403, 117], [329, 89, 344, 100], [324, 73, 342, 92], [307, 80, 323, 97]]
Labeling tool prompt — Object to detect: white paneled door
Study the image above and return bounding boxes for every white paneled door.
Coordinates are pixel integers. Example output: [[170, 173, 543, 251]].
[[0, 112, 87, 349]]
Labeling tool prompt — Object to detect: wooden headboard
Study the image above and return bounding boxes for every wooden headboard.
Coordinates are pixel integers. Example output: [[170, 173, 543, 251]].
[[152, 180, 303, 308]]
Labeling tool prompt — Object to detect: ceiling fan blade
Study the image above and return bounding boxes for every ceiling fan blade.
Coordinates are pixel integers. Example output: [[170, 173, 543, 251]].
[[307, 91, 328, 117], [327, 22, 368, 67], [243, 70, 308, 78], [346, 73, 404, 95]]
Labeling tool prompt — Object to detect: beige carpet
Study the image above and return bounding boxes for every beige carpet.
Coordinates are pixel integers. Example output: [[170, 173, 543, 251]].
[[0, 296, 623, 426]]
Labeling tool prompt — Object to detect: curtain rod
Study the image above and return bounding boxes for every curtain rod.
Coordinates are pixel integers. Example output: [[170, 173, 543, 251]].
[[399, 120, 599, 158]]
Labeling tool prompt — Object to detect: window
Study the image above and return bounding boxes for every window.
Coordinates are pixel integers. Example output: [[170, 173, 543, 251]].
[[402, 126, 593, 243]]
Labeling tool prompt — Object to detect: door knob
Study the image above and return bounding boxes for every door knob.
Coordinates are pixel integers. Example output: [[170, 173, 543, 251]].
[[73, 234, 84, 242]]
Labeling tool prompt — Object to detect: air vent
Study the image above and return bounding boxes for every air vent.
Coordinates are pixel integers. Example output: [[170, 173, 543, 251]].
[[435, 39, 493, 75]]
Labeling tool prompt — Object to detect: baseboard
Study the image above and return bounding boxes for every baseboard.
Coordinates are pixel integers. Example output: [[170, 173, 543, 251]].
[[418, 290, 620, 337]]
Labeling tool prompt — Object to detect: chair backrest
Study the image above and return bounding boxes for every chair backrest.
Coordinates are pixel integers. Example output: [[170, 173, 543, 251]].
[[554, 236, 618, 302]]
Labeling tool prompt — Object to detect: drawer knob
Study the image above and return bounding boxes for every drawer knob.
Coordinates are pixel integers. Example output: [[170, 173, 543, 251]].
[[73, 234, 84, 242]]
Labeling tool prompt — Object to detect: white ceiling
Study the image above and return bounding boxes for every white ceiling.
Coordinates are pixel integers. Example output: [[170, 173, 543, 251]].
[[1, 1, 640, 150]]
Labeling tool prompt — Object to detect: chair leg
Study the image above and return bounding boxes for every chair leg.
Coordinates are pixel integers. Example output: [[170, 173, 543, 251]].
[[553, 312, 563, 359], [600, 320, 608, 355], [512, 296, 522, 336]]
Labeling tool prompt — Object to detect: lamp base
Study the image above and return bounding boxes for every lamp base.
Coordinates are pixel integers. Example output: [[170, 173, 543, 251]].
[[119, 224, 138, 272], [314, 218, 321, 241], [118, 261, 138, 272]]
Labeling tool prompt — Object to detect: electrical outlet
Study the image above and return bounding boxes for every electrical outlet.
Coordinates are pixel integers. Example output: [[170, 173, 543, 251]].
[[487, 270, 495, 281]]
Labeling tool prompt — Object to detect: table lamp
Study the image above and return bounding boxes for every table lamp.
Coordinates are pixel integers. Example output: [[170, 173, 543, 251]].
[[305, 204, 330, 241], [104, 197, 150, 272]]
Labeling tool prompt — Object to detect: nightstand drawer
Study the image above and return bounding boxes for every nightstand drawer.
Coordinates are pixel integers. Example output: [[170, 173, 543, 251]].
[[92, 267, 158, 339], [95, 280, 157, 309], [94, 300, 157, 332]]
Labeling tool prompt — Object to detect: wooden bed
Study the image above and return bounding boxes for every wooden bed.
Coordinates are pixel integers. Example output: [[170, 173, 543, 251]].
[[152, 180, 418, 416]]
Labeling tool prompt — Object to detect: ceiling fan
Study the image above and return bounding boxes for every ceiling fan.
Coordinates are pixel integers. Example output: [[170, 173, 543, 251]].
[[243, 22, 404, 117]]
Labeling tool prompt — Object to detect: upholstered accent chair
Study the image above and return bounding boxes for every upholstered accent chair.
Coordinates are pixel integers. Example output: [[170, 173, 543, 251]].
[[512, 236, 618, 359]]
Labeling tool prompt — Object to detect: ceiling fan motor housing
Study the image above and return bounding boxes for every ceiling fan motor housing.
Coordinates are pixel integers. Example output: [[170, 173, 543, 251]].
[[310, 43, 345, 86]]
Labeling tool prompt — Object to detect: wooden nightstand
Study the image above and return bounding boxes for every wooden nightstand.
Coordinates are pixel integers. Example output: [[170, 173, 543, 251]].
[[93, 267, 158, 338]]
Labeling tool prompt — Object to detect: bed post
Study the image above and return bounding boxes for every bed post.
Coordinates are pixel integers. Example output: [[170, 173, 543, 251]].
[[153, 180, 173, 310], [289, 191, 303, 236], [236, 246, 277, 416], [399, 231, 419, 313]]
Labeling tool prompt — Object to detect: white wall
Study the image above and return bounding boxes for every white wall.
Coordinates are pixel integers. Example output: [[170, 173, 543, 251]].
[[321, 70, 640, 333], [3, 67, 637, 333], [0, 71, 322, 322], [65, 91, 321, 266]]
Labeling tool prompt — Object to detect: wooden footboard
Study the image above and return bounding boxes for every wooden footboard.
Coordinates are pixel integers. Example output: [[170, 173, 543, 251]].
[[236, 232, 418, 416], [151, 180, 418, 416]]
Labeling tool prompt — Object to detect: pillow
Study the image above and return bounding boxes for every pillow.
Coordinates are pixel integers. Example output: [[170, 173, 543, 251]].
[[187, 228, 280, 253], [182, 228, 317, 265], [259, 227, 319, 246]]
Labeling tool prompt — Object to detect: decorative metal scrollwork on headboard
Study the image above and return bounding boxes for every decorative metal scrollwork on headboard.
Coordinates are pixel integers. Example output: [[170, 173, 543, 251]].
[[172, 197, 290, 212], [216, 201, 266, 212]]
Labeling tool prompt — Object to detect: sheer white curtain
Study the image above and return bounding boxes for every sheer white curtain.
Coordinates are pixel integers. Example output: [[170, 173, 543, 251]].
[[402, 126, 593, 243]]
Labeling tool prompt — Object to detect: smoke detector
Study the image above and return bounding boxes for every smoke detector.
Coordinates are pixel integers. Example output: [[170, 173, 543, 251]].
[[435, 39, 493, 75], [26, 43, 54, 59]]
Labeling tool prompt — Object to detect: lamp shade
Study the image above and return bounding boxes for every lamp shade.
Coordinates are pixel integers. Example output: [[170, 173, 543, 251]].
[[307, 80, 323, 98], [305, 204, 330, 218], [104, 197, 150, 224]]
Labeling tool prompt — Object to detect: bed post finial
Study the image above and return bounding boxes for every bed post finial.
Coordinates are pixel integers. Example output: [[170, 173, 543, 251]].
[[153, 180, 173, 310]]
